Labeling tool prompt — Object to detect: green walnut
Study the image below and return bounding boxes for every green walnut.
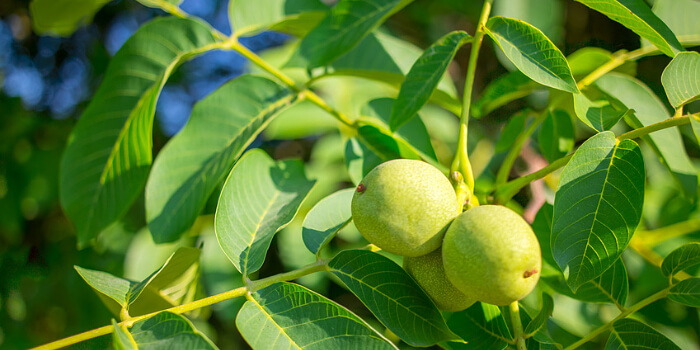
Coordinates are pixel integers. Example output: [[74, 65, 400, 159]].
[[442, 205, 541, 306], [404, 248, 476, 312], [351, 159, 460, 257]]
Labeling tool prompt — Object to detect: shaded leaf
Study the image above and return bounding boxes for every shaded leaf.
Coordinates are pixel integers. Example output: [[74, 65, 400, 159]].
[[576, 0, 683, 57], [472, 71, 541, 119], [237, 282, 397, 349], [606, 319, 681, 350], [662, 243, 700, 278], [485, 16, 579, 93], [443, 303, 512, 350], [661, 51, 700, 108], [59, 17, 218, 247], [129, 312, 218, 349], [112, 320, 137, 350], [229, 0, 327, 36], [647, 0, 700, 47], [327, 250, 456, 346], [524, 294, 554, 336], [568, 47, 635, 78], [287, 0, 413, 68], [668, 278, 700, 307], [146, 75, 296, 243], [345, 137, 384, 185], [596, 73, 697, 200], [692, 115, 700, 145], [552, 131, 644, 292], [542, 258, 629, 308], [390, 31, 470, 130], [538, 110, 575, 163], [495, 112, 528, 153], [29, 0, 112, 36], [215, 149, 315, 276], [302, 188, 354, 255], [573, 93, 627, 132]]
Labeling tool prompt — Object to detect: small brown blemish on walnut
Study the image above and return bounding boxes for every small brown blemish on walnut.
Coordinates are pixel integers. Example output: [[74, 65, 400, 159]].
[[356, 184, 366, 193], [523, 269, 538, 278]]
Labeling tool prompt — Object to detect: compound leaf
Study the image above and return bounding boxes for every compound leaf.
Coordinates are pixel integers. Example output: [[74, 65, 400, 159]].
[[596, 73, 697, 200], [552, 131, 644, 292], [302, 188, 355, 255], [390, 31, 470, 131], [59, 17, 218, 247], [327, 250, 456, 346], [663, 242, 700, 278], [485, 16, 578, 94], [215, 149, 315, 276], [668, 278, 700, 307], [237, 282, 397, 350], [661, 51, 700, 108], [146, 75, 296, 243], [287, 0, 413, 68], [606, 319, 680, 350], [575, 0, 682, 57]]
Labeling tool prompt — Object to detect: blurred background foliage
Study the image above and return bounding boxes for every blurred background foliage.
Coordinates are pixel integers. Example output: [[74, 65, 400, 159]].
[[1, 0, 698, 349]]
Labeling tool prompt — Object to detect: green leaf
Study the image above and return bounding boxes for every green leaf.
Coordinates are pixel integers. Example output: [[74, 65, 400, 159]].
[[302, 188, 354, 255], [444, 303, 512, 350], [472, 71, 541, 119], [237, 282, 397, 349], [661, 51, 700, 108], [572, 93, 627, 132], [146, 75, 296, 244], [524, 294, 554, 336], [112, 320, 137, 350], [390, 31, 470, 131], [215, 149, 315, 276], [229, 0, 328, 36], [129, 312, 218, 349], [663, 243, 700, 278], [286, 0, 413, 68], [596, 73, 697, 200], [575, 0, 683, 57], [668, 278, 700, 307], [495, 112, 528, 153], [327, 250, 456, 346], [552, 131, 644, 292], [485, 17, 579, 94], [691, 115, 700, 145], [59, 17, 218, 247], [29, 0, 112, 36], [606, 319, 681, 350], [538, 110, 575, 163], [542, 258, 629, 308], [345, 137, 384, 185], [647, 0, 700, 47], [362, 98, 438, 163], [328, 32, 459, 114], [76, 247, 201, 315]]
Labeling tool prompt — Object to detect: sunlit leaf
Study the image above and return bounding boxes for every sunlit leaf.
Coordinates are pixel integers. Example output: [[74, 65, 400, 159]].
[[606, 319, 681, 350], [552, 131, 644, 292], [575, 0, 683, 57], [538, 110, 574, 163], [302, 188, 354, 255], [287, 0, 413, 68], [215, 149, 315, 276], [691, 115, 700, 145], [328, 249, 456, 346], [485, 16, 578, 94], [443, 303, 512, 350], [668, 278, 700, 307], [75, 266, 132, 309], [146, 75, 296, 243], [129, 312, 218, 349], [390, 31, 470, 130], [229, 0, 328, 36], [596, 73, 697, 200], [572, 93, 627, 132], [661, 51, 700, 108], [29, 0, 112, 36], [646, 0, 700, 48], [59, 17, 219, 247], [237, 282, 397, 349], [112, 320, 136, 350]]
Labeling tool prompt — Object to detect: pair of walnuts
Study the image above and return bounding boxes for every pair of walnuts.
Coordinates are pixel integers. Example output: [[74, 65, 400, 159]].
[[351, 159, 542, 310]]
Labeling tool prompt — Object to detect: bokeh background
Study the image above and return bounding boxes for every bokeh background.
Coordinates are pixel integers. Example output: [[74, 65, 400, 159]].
[[1, 0, 698, 349]]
